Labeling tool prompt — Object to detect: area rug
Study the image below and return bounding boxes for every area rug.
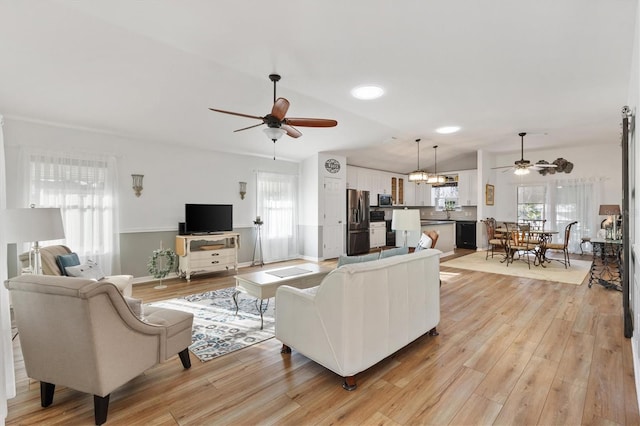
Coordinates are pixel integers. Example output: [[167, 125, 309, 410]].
[[147, 287, 274, 362], [441, 251, 591, 285]]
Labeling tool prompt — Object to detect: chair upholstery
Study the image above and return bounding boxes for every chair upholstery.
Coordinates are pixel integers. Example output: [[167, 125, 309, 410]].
[[19, 245, 133, 297], [5, 274, 193, 425], [546, 221, 578, 268]]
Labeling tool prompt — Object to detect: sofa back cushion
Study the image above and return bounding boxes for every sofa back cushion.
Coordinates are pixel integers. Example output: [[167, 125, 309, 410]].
[[336, 252, 380, 267], [379, 246, 409, 259]]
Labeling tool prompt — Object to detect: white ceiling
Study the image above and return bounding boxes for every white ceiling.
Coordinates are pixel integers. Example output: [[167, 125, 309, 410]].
[[0, 1, 636, 174]]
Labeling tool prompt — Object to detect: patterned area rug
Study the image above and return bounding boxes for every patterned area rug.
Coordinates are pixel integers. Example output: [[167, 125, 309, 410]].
[[147, 287, 274, 362], [441, 251, 591, 285]]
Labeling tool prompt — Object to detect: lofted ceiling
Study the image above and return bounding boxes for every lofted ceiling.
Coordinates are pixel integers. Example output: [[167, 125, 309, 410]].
[[0, 1, 636, 174]]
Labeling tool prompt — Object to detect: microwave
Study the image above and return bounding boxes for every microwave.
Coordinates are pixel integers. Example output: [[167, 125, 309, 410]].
[[378, 194, 392, 206]]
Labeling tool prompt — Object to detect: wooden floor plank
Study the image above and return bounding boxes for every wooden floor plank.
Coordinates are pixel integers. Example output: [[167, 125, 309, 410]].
[[7, 251, 640, 425]]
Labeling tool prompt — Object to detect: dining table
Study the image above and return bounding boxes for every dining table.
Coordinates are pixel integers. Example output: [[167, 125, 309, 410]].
[[494, 227, 558, 267]]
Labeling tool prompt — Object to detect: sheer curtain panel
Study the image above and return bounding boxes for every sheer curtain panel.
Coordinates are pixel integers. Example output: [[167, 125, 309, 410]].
[[21, 149, 121, 274], [0, 115, 17, 422], [256, 171, 299, 262]]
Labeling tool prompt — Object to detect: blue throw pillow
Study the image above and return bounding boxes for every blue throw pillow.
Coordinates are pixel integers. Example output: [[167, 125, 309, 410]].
[[337, 252, 380, 267], [379, 246, 409, 259], [56, 253, 80, 276]]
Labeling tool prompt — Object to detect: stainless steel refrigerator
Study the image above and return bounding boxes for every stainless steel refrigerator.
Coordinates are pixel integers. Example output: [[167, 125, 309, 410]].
[[347, 189, 370, 255]]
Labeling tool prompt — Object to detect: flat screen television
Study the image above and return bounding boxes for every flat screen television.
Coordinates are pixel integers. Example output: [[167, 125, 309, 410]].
[[185, 204, 233, 234]]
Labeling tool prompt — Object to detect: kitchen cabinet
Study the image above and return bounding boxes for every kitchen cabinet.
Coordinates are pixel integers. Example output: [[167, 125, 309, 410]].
[[369, 222, 387, 248], [413, 182, 433, 206], [457, 169, 478, 206]]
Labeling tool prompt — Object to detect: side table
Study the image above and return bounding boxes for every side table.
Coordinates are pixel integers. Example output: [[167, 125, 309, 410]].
[[588, 238, 623, 291]]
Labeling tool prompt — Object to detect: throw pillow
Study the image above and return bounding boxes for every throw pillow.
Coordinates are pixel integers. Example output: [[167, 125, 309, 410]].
[[65, 260, 106, 281], [415, 234, 433, 252], [337, 252, 380, 267], [55, 253, 81, 276], [124, 296, 143, 319], [379, 246, 409, 259]]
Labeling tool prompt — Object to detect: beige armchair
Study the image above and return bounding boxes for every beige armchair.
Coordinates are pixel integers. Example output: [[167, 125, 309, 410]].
[[19, 245, 133, 297], [5, 274, 194, 425]]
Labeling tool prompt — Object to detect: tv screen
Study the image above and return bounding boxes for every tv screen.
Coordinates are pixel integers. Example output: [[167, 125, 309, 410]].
[[185, 204, 233, 234]]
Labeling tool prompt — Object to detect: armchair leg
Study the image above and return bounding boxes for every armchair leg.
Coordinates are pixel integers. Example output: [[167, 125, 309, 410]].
[[93, 394, 110, 425], [280, 344, 292, 354], [178, 348, 191, 369], [40, 381, 55, 407]]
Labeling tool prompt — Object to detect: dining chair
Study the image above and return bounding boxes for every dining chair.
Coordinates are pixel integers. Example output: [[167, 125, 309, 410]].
[[546, 221, 578, 268], [482, 218, 504, 259], [504, 222, 537, 269]]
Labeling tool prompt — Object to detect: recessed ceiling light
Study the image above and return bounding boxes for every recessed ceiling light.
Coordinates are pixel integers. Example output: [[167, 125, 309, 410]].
[[351, 85, 384, 100], [435, 126, 461, 134]]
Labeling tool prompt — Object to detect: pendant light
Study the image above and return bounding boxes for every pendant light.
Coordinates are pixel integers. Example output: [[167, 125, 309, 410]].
[[426, 145, 446, 184], [408, 139, 429, 184]]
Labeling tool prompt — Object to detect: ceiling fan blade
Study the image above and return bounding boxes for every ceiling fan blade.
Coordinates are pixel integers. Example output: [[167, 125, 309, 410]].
[[271, 98, 290, 121], [491, 165, 513, 170], [282, 124, 302, 138], [283, 117, 338, 127], [536, 163, 558, 168], [233, 122, 265, 133], [209, 108, 264, 121]]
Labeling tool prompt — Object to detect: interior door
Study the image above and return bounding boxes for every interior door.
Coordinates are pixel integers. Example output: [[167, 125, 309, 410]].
[[323, 177, 343, 259]]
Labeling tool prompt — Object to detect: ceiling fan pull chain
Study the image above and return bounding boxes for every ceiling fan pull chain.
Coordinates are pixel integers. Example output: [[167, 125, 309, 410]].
[[273, 140, 276, 160]]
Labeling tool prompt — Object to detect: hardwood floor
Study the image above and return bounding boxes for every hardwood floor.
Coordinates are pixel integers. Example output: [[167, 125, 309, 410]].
[[7, 251, 640, 425]]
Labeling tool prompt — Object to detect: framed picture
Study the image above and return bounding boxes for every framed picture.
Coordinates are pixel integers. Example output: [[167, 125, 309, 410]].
[[485, 184, 495, 205]]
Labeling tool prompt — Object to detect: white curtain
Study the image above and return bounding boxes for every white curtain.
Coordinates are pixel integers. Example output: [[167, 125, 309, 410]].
[[0, 115, 17, 422], [551, 177, 601, 253], [256, 171, 299, 262], [21, 149, 121, 274]]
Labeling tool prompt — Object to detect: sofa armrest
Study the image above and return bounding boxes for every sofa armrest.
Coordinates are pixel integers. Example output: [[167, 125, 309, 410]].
[[275, 285, 345, 376]]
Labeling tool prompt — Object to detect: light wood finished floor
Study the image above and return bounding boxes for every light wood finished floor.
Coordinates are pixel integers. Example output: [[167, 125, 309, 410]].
[[7, 250, 640, 425]]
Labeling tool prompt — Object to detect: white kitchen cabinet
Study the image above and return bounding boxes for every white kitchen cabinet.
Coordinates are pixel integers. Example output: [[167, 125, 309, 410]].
[[346, 165, 358, 189], [369, 222, 387, 248], [413, 182, 433, 206], [457, 169, 478, 206]]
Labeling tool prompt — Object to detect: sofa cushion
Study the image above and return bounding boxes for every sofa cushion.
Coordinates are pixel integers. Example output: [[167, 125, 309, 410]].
[[65, 260, 105, 281], [379, 246, 409, 259], [56, 253, 80, 276], [124, 296, 143, 319], [337, 252, 380, 267]]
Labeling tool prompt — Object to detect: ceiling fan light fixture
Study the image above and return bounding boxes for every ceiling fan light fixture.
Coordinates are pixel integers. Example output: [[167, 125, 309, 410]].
[[351, 85, 384, 100], [435, 126, 461, 134], [514, 167, 530, 176], [263, 127, 286, 141]]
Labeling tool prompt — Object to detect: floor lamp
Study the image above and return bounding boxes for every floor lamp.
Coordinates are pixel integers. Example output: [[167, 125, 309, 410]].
[[391, 208, 420, 248], [2, 208, 65, 274]]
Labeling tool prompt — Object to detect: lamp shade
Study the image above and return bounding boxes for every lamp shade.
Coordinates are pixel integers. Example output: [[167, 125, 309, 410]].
[[599, 204, 621, 215], [1, 208, 65, 243], [391, 209, 420, 231]]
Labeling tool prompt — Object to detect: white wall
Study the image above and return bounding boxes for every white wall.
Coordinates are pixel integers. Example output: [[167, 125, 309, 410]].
[[3, 118, 299, 231], [491, 143, 622, 222]]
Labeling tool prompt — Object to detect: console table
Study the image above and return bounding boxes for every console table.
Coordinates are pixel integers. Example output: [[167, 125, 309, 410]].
[[588, 238, 623, 291], [175, 233, 240, 281]]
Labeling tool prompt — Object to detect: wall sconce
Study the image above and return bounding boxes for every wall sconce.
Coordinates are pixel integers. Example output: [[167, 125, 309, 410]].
[[239, 181, 247, 200], [132, 174, 144, 197]]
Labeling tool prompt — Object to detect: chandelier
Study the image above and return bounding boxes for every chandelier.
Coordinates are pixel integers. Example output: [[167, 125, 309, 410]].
[[426, 145, 446, 184], [408, 139, 430, 183]]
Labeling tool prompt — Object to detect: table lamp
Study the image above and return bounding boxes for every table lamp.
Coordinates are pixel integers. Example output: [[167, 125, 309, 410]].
[[599, 204, 621, 240], [391, 208, 420, 248], [1, 208, 65, 274]]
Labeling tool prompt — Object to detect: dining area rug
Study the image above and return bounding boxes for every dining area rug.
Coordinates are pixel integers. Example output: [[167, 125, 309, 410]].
[[441, 251, 591, 285], [146, 287, 275, 362]]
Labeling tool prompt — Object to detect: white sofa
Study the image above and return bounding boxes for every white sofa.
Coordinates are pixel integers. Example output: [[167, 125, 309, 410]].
[[275, 248, 441, 390]]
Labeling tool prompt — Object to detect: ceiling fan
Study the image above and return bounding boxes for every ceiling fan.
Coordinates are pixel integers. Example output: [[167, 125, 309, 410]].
[[208, 74, 338, 142], [493, 132, 557, 175]]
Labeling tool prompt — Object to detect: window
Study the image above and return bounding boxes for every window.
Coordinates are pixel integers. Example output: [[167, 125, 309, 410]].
[[23, 149, 121, 274], [432, 185, 459, 210], [517, 185, 546, 221], [256, 171, 298, 262]]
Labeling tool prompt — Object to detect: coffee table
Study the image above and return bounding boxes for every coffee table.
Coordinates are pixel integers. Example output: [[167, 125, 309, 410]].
[[233, 262, 332, 329]]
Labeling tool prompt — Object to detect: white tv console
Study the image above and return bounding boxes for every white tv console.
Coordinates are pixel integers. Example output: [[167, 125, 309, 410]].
[[175, 233, 240, 281]]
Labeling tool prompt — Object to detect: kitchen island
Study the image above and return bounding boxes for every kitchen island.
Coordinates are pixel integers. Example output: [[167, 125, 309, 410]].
[[420, 220, 456, 256]]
